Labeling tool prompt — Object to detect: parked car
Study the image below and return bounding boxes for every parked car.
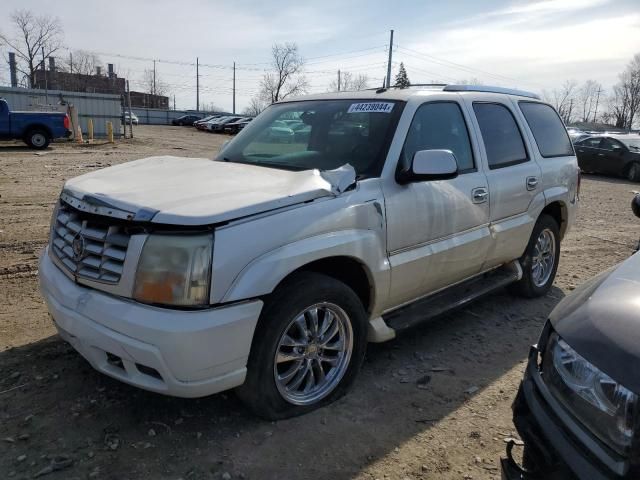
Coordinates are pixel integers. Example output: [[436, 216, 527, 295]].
[[123, 111, 139, 125], [172, 115, 201, 126], [195, 116, 219, 130], [210, 116, 243, 132], [39, 85, 579, 419], [199, 116, 228, 131], [0, 98, 71, 149], [223, 117, 253, 134], [575, 134, 640, 181], [194, 115, 219, 128], [501, 194, 640, 480]]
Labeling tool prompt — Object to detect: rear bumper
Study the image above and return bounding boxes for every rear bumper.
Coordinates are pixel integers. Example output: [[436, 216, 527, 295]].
[[39, 249, 263, 397], [502, 345, 631, 479]]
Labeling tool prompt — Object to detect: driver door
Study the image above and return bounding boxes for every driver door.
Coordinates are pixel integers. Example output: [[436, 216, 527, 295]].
[[383, 100, 492, 307]]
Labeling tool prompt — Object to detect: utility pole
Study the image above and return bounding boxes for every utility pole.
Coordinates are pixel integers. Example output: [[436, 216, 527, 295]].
[[232, 61, 236, 114], [69, 52, 73, 75], [152, 60, 156, 98], [386, 29, 394, 89], [593, 85, 602, 123], [173, 95, 176, 111], [337, 70, 341, 92], [196, 57, 200, 112]]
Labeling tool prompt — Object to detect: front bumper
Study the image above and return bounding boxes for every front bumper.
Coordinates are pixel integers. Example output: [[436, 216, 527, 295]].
[[39, 249, 263, 398], [502, 345, 632, 479]]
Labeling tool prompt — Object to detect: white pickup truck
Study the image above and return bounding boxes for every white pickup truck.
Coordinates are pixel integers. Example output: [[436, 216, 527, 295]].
[[39, 85, 579, 419]]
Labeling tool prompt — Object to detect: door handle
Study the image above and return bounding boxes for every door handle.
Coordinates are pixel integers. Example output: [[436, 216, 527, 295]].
[[472, 187, 488, 204], [526, 176, 539, 190], [598, 153, 605, 156]]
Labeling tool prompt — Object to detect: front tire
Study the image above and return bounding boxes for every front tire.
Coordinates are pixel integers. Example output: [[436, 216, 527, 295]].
[[236, 272, 368, 420], [626, 162, 640, 182], [26, 129, 50, 149], [510, 214, 560, 298]]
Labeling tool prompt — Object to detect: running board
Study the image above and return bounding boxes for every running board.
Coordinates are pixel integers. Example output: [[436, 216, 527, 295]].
[[383, 261, 522, 332]]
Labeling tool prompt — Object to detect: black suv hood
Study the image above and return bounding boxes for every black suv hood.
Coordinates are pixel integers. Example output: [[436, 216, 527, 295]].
[[549, 253, 640, 394]]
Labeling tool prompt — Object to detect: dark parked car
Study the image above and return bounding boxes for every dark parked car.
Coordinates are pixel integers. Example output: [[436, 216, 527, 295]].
[[172, 115, 201, 126], [210, 116, 242, 132], [575, 135, 640, 181], [0, 98, 71, 149], [223, 117, 252, 134], [501, 194, 640, 480]]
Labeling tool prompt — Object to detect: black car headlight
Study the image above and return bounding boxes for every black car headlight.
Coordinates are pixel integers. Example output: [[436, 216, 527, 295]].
[[542, 332, 637, 455]]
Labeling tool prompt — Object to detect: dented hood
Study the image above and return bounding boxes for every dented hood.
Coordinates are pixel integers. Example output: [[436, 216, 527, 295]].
[[63, 156, 355, 225]]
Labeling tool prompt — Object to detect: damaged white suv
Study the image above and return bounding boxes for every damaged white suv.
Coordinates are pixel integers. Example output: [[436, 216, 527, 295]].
[[40, 85, 579, 419]]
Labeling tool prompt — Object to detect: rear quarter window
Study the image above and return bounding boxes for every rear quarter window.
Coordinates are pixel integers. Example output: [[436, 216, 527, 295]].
[[519, 102, 574, 157]]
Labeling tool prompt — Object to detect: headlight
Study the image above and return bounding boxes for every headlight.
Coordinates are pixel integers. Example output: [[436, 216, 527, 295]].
[[133, 233, 213, 307], [543, 332, 637, 454]]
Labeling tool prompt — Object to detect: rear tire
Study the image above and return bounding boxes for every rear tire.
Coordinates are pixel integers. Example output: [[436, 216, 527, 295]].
[[26, 129, 50, 149], [236, 272, 368, 420], [509, 214, 560, 298], [626, 162, 640, 182]]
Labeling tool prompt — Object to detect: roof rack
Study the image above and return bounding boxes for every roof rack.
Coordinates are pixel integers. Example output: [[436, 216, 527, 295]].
[[443, 84, 541, 100]]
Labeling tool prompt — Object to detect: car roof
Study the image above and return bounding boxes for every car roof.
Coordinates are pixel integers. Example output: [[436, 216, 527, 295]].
[[278, 84, 541, 103]]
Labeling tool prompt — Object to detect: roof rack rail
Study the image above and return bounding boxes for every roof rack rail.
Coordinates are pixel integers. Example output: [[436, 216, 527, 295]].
[[443, 84, 541, 100], [366, 83, 448, 92]]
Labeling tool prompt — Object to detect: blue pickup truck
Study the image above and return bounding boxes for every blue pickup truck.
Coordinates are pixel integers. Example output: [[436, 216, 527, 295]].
[[0, 98, 71, 149]]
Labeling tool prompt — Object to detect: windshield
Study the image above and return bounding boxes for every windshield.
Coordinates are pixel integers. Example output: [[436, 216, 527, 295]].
[[217, 99, 403, 177], [616, 136, 640, 151]]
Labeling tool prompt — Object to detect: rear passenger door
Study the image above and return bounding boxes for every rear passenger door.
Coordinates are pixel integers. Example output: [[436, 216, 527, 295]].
[[575, 136, 602, 172], [466, 99, 542, 268]]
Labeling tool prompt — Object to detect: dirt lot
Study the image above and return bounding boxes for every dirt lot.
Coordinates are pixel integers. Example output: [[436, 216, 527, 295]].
[[1, 125, 639, 480]]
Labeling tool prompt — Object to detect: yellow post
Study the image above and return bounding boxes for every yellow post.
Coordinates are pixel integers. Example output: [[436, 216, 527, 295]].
[[76, 126, 84, 143], [88, 119, 94, 142], [107, 121, 114, 143]]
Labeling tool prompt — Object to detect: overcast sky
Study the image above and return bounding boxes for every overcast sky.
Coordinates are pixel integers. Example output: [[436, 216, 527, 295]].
[[1, 0, 638, 112]]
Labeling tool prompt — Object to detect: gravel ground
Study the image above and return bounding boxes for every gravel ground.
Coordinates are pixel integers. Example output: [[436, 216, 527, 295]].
[[1, 126, 639, 480]]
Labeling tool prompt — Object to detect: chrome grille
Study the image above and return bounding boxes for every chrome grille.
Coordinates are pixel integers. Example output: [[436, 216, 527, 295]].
[[51, 202, 131, 283]]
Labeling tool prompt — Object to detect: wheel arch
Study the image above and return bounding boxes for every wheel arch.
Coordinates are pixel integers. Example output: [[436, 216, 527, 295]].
[[540, 200, 568, 239], [24, 123, 53, 139]]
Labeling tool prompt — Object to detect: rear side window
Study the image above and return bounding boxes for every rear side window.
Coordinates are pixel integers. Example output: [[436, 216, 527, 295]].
[[402, 102, 475, 172], [519, 102, 574, 157], [473, 103, 528, 169], [578, 137, 602, 148]]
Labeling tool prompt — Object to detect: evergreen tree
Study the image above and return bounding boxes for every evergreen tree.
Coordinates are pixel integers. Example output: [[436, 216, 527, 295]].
[[394, 63, 411, 88]]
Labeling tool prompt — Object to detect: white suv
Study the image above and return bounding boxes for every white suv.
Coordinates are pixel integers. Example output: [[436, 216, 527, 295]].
[[39, 85, 579, 419]]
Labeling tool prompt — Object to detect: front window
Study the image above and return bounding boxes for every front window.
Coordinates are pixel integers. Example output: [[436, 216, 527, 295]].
[[217, 100, 404, 178], [615, 137, 640, 152]]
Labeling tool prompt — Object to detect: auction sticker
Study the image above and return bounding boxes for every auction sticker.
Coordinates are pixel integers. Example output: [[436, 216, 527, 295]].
[[347, 102, 394, 114]]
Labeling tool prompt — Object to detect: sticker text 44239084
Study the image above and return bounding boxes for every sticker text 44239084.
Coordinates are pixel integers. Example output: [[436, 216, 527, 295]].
[[347, 102, 395, 114]]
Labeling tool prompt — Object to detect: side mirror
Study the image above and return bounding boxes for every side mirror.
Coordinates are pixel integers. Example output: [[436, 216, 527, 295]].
[[632, 193, 640, 219], [398, 149, 458, 184]]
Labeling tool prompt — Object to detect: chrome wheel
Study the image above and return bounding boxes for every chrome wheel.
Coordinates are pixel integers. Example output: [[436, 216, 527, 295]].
[[31, 133, 47, 147], [532, 228, 556, 287], [274, 302, 353, 406]]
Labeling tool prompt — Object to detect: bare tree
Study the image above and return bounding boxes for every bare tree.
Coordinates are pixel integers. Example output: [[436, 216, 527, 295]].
[[243, 96, 268, 116], [0, 10, 63, 87], [141, 68, 169, 97], [544, 80, 578, 123], [578, 80, 603, 123], [62, 50, 103, 76], [328, 72, 369, 92], [201, 102, 222, 113], [260, 43, 307, 103], [609, 53, 640, 129]]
